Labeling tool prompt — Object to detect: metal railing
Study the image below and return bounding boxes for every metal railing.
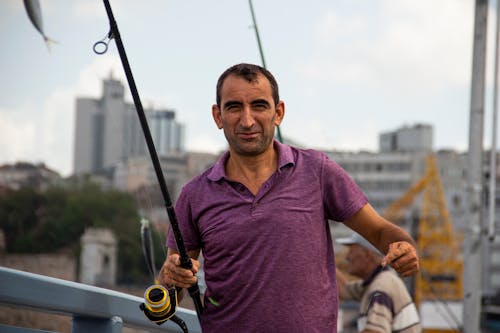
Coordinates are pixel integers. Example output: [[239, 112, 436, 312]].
[[0, 266, 201, 333]]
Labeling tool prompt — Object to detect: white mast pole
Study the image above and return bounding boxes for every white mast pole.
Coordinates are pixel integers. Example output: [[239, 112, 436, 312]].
[[464, 1, 489, 332]]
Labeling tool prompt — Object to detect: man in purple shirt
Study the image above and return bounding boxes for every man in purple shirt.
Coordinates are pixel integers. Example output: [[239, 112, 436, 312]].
[[160, 63, 419, 332]]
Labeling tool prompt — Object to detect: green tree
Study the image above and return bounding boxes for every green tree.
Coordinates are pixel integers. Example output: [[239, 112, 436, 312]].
[[0, 181, 157, 284], [0, 187, 42, 252]]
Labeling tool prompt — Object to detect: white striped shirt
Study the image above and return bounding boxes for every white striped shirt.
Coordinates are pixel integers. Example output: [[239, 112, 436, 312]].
[[345, 266, 422, 333]]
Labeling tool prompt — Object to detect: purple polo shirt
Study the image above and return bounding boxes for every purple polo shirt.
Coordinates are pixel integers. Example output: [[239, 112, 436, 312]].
[[167, 141, 367, 332]]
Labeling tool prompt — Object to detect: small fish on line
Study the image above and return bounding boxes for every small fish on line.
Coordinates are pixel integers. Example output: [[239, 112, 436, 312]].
[[23, 0, 57, 51]]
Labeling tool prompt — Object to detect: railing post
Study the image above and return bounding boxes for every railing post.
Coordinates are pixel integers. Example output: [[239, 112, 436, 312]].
[[72, 316, 123, 333]]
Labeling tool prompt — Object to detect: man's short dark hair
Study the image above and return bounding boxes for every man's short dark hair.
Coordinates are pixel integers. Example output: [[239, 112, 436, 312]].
[[216, 63, 280, 107]]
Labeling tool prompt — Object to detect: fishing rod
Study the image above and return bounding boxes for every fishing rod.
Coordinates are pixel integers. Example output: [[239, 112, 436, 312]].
[[94, 0, 204, 326], [248, 0, 283, 143]]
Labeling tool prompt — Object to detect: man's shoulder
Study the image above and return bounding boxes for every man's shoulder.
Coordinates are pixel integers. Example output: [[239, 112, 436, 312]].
[[290, 145, 325, 157], [287, 145, 331, 166], [183, 166, 215, 189], [369, 270, 412, 302], [372, 269, 404, 287]]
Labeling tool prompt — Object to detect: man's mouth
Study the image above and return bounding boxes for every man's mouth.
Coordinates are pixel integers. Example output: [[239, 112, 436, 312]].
[[237, 132, 258, 140]]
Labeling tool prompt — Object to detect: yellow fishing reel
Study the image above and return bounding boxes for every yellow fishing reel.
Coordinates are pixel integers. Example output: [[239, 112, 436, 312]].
[[140, 284, 178, 325], [137, 219, 190, 331]]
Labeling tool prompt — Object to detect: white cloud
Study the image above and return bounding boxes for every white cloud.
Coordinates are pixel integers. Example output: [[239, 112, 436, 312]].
[[0, 54, 124, 176], [286, 117, 379, 152], [0, 106, 37, 163], [75, 54, 124, 97], [186, 134, 226, 154], [314, 11, 367, 42], [35, 87, 75, 174], [304, 0, 473, 95], [376, 0, 473, 88], [71, 1, 107, 20]]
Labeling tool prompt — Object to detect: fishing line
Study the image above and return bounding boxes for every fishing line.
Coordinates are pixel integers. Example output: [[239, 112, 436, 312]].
[[424, 271, 463, 332], [134, 186, 187, 331], [412, 270, 463, 331], [135, 185, 168, 267]]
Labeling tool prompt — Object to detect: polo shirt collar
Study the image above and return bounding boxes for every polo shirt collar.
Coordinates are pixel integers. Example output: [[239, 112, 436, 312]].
[[207, 140, 295, 182], [362, 264, 390, 287]]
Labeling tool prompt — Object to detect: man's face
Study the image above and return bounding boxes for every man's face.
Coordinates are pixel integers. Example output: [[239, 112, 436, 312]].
[[212, 74, 284, 157], [345, 244, 371, 278]]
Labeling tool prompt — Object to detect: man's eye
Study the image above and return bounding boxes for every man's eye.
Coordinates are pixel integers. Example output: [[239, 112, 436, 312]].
[[253, 104, 268, 111], [226, 105, 241, 112]]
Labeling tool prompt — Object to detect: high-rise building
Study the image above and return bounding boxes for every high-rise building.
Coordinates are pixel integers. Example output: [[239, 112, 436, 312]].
[[379, 123, 433, 153], [73, 74, 184, 175]]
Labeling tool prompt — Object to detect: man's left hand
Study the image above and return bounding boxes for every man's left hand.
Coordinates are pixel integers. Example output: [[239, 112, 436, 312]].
[[381, 241, 419, 277]]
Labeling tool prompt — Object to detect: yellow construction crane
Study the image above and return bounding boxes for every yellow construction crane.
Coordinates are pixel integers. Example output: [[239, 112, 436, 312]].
[[383, 154, 463, 333]]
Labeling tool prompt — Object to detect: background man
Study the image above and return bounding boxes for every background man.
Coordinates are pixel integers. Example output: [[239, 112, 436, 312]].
[[336, 232, 422, 332]]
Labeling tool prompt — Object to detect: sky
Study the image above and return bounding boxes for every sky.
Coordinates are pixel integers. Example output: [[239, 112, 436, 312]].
[[0, 0, 495, 177]]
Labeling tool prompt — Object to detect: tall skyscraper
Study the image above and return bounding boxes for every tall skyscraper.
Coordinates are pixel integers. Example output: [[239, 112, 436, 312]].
[[73, 74, 184, 175]]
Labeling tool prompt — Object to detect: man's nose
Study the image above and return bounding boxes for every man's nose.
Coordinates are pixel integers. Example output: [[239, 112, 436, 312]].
[[239, 106, 255, 128]]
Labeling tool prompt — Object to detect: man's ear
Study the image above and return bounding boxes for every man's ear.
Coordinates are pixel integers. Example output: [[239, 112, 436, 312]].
[[212, 104, 223, 129], [274, 101, 285, 126]]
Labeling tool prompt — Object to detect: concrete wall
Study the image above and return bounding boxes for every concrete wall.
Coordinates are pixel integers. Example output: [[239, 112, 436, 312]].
[[0, 253, 76, 332]]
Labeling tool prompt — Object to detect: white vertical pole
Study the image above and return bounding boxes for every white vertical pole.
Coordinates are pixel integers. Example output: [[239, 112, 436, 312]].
[[489, 0, 500, 241], [464, 1, 489, 332]]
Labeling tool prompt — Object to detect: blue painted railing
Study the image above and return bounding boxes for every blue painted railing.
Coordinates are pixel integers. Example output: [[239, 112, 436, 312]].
[[0, 266, 201, 333]]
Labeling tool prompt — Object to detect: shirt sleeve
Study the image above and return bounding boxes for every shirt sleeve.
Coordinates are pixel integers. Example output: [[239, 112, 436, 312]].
[[321, 153, 368, 221], [363, 291, 394, 333]]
